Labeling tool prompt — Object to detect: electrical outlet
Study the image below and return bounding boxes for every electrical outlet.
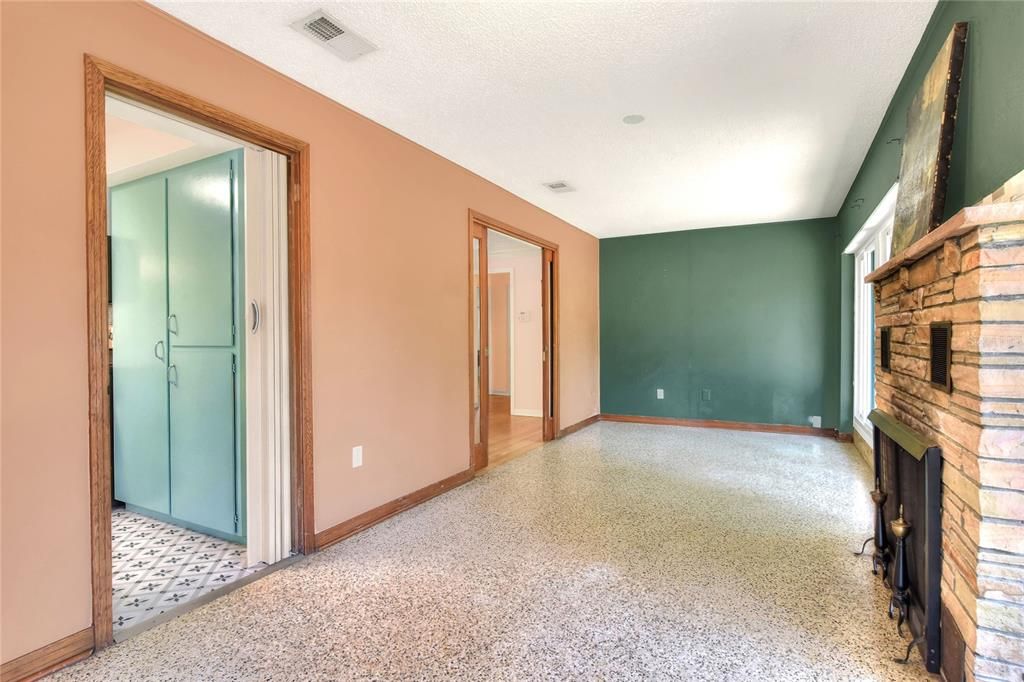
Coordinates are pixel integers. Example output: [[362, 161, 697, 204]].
[[809, 416, 822, 429], [352, 445, 363, 468], [656, 388, 664, 400], [701, 388, 712, 402]]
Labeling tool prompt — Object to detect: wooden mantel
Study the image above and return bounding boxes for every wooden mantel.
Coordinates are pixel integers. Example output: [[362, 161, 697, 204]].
[[866, 170, 1024, 283]]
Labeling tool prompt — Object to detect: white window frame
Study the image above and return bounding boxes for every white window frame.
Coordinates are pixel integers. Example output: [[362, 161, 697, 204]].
[[844, 183, 897, 444]]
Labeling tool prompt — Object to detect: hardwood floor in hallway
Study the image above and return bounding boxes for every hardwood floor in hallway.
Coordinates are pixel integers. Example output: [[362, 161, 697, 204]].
[[486, 394, 543, 468], [51, 423, 930, 681]]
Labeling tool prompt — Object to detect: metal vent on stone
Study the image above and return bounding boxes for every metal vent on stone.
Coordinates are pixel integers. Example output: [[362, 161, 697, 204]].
[[880, 328, 892, 372], [930, 322, 952, 392], [291, 10, 376, 61], [543, 181, 575, 193]]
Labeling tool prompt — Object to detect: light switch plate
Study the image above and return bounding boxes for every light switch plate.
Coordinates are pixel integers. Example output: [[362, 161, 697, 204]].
[[352, 445, 363, 468]]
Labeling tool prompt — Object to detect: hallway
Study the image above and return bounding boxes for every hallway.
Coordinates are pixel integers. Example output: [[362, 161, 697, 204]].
[[53, 423, 928, 680], [486, 394, 543, 468]]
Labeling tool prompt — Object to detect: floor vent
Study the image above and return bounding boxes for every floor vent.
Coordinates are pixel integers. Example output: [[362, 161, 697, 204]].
[[930, 322, 952, 391], [291, 10, 376, 61]]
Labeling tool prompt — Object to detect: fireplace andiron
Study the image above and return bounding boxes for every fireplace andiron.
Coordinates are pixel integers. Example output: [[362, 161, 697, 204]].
[[889, 505, 912, 634], [889, 506, 923, 664], [854, 475, 891, 583], [871, 486, 890, 583]]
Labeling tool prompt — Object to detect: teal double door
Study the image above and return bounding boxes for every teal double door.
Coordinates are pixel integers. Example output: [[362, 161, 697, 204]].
[[111, 150, 245, 542]]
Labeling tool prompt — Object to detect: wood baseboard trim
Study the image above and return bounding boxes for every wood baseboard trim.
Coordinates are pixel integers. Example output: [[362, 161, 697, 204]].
[[314, 468, 475, 551], [557, 413, 600, 438], [1, 628, 93, 682], [599, 414, 845, 439], [559, 414, 851, 442]]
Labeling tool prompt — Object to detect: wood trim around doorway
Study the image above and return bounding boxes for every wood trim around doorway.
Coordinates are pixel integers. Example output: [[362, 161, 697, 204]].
[[83, 55, 315, 652], [468, 210, 560, 469], [469, 221, 490, 471]]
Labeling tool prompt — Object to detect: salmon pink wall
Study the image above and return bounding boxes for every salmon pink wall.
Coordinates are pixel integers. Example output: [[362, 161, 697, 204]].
[[0, 1, 599, 662]]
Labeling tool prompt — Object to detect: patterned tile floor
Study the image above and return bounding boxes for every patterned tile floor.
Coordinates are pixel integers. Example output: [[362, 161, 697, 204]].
[[112, 509, 266, 634]]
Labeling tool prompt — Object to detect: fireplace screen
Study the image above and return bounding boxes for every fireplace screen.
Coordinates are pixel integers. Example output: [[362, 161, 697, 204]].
[[868, 409, 942, 674]]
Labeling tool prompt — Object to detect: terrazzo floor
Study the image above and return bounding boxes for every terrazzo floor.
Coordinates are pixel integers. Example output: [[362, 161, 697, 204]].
[[55, 423, 931, 680]]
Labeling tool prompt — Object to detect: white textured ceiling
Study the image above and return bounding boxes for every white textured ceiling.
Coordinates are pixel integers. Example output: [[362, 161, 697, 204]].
[[153, 1, 936, 238]]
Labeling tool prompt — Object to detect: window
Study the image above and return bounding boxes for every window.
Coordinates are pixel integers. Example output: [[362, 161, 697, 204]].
[[845, 183, 897, 443], [853, 245, 877, 437]]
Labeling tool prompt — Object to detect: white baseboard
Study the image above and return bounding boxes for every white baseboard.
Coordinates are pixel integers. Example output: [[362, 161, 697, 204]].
[[512, 408, 543, 418]]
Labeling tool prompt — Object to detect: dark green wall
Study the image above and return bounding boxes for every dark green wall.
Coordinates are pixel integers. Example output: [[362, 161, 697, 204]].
[[598, 1, 1022, 433], [601, 219, 840, 428], [835, 1, 1024, 431]]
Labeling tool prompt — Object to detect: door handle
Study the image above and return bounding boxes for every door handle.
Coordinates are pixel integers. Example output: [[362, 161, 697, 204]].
[[154, 340, 165, 361], [167, 364, 178, 386], [249, 300, 261, 334], [167, 314, 179, 335]]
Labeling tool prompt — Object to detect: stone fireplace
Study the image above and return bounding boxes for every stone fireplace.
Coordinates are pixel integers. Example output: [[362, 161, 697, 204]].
[[865, 171, 1024, 681]]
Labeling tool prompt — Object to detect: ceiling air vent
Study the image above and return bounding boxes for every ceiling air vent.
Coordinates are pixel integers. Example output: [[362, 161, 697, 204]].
[[305, 16, 345, 42], [930, 322, 952, 392], [291, 10, 376, 61], [880, 328, 892, 372], [544, 181, 575, 193]]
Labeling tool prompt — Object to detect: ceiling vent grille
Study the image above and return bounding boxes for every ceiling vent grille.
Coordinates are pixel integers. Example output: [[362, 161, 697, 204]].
[[291, 10, 376, 61], [544, 181, 575, 193], [304, 16, 345, 42], [930, 322, 952, 392]]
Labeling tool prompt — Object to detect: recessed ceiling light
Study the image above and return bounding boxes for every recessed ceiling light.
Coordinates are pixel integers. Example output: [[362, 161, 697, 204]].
[[622, 114, 645, 125]]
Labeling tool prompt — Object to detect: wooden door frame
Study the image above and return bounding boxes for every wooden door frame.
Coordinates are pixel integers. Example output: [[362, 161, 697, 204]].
[[84, 55, 315, 649], [467, 210, 559, 470], [470, 222, 490, 470]]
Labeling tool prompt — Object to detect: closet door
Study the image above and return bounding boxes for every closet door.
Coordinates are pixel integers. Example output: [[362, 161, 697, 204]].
[[166, 152, 240, 536], [168, 351, 237, 534], [167, 153, 235, 346], [111, 176, 170, 514]]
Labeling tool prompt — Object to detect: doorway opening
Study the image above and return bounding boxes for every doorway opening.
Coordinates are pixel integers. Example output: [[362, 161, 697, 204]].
[[469, 211, 559, 470], [85, 56, 314, 650], [105, 94, 292, 639]]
